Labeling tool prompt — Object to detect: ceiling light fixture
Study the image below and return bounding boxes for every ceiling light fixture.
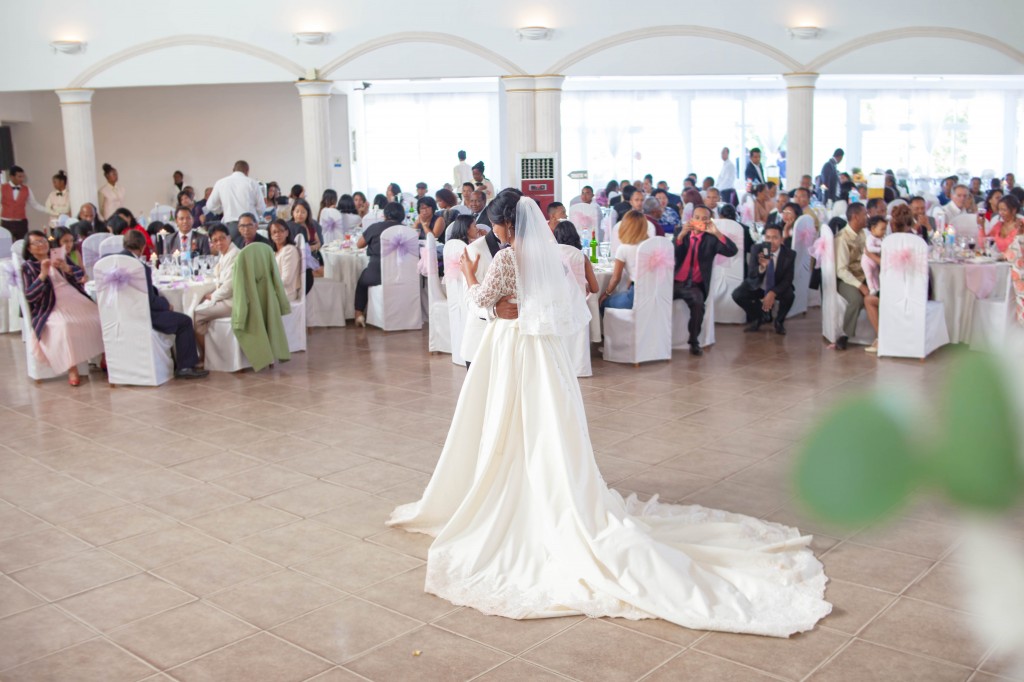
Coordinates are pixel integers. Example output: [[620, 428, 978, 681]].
[[50, 40, 86, 55], [516, 26, 552, 41], [293, 32, 329, 45], [787, 26, 821, 40]]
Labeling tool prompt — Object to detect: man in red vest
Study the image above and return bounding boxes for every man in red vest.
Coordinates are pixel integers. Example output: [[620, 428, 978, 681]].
[[1, 165, 47, 240]]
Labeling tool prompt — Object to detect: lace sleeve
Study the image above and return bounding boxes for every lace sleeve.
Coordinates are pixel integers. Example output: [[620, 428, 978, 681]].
[[467, 248, 516, 309]]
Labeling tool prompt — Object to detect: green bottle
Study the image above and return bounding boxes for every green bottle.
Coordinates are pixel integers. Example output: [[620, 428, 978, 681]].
[[590, 233, 599, 263]]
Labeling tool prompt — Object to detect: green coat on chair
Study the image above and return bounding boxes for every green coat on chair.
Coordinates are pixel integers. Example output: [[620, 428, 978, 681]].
[[231, 243, 292, 372]]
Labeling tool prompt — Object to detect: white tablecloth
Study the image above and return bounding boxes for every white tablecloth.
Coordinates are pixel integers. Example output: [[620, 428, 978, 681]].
[[929, 260, 1011, 344], [321, 247, 370, 320], [588, 265, 613, 343], [154, 277, 216, 315]]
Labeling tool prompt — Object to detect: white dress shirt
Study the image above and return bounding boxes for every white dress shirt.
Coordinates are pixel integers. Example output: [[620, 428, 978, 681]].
[[205, 171, 266, 222], [941, 201, 966, 222], [453, 161, 472, 188], [717, 159, 736, 191], [45, 189, 71, 217]]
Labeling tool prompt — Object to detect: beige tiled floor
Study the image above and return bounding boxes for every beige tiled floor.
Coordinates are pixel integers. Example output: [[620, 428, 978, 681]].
[[0, 310, 1019, 681]]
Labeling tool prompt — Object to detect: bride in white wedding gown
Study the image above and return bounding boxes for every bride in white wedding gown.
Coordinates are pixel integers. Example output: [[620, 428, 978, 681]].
[[388, 191, 831, 637]]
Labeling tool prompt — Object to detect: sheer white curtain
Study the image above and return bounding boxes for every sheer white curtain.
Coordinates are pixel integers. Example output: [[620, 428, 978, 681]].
[[362, 92, 500, 199], [561, 88, 787, 200], [813, 88, 1022, 181]]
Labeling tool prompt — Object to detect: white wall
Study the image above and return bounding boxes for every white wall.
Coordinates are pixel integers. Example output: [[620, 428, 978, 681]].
[[9, 82, 349, 221]]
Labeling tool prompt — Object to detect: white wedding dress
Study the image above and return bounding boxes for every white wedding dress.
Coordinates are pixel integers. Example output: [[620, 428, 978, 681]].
[[388, 199, 831, 638]]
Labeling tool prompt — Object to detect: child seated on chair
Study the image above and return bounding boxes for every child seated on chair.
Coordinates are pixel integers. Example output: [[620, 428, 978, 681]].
[[861, 215, 887, 296]]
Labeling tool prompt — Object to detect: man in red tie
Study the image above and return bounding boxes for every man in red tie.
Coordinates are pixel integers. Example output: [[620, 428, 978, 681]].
[[673, 205, 738, 355], [1, 165, 47, 240]]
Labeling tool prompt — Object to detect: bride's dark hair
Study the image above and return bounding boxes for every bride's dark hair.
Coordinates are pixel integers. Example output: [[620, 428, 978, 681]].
[[487, 188, 523, 229]]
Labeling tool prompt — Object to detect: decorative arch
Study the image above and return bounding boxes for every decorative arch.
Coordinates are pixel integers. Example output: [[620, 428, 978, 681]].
[[805, 27, 1024, 71], [68, 35, 306, 88], [547, 26, 803, 74], [318, 32, 527, 78]]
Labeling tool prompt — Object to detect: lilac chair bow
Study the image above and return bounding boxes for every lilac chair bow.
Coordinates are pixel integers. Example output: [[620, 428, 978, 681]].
[[0, 260, 17, 299], [642, 247, 674, 277], [382, 231, 421, 267], [96, 266, 148, 294]]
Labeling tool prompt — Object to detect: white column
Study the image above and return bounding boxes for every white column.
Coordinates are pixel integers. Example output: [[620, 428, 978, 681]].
[[534, 75, 565, 200], [784, 73, 818, 189], [295, 80, 334, 204], [499, 76, 537, 191], [55, 89, 98, 213]]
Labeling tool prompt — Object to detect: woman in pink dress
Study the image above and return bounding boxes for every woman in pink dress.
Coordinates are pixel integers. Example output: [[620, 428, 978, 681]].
[[979, 194, 1023, 256], [20, 231, 104, 386]]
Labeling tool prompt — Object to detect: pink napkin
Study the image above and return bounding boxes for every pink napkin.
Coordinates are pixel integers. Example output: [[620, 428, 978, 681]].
[[964, 264, 997, 299]]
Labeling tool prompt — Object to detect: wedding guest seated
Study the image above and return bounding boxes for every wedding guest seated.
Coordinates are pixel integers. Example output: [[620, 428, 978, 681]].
[[233, 212, 270, 249], [866, 198, 887, 220], [413, 196, 445, 240], [979, 194, 1023, 255], [704, 188, 722, 218], [941, 184, 973, 221], [50, 227, 82, 268], [112, 208, 154, 258], [76, 203, 105, 236], [553, 221, 599, 295], [889, 203, 915, 235], [778, 201, 803, 246], [20, 230, 103, 386], [164, 206, 211, 257], [1005, 231, 1024, 326], [287, 199, 323, 256], [546, 202, 567, 231], [673, 205, 738, 355], [641, 197, 666, 237], [192, 224, 239, 361], [353, 191, 369, 218], [732, 223, 794, 335], [447, 214, 480, 245], [718, 204, 754, 276], [653, 189, 680, 234], [354, 201, 406, 327], [436, 188, 469, 221], [834, 203, 870, 351], [614, 184, 640, 221], [120, 230, 208, 379], [599, 210, 648, 310], [752, 184, 770, 224], [861, 216, 888, 296], [269, 219, 302, 302]]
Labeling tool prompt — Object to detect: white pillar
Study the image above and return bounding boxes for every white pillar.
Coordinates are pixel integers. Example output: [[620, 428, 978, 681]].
[[499, 76, 537, 191], [784, 73, 818, 189], [534, 76, 565, 200], [295, 80, 334, 205], [55, 89, 98, 213]]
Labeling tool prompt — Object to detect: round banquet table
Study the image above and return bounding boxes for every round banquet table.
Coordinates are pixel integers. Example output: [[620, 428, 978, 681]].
[[587, 261, 614, 343], [320, 246, 370, 320], [928, 259, 1011, 344]]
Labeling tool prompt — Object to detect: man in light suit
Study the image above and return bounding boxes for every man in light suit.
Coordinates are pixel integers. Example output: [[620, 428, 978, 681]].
[[731, 223, 795, 335], [192, 224, 239, 362]]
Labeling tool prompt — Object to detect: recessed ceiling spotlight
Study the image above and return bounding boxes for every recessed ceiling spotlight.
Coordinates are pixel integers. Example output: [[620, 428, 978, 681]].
[[787, 26, 821, 39], [50, 40, 86, 55], [516, 26, 552, 41], [294, 32, 329, 45]]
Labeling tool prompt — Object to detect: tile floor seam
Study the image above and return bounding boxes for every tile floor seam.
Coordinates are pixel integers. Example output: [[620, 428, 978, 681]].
[[844, 635, 981, 677], [162, 628, 338, 678]]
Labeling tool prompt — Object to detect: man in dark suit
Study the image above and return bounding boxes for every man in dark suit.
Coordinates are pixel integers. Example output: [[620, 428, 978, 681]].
[[467, 191, 491, 227], [820, 148, 844, 203], [232, 212, 271, 249], [120, 230, 208, 379], [731, 223, 795, 335], [745, 148, 766, 187], [673, 205, 739, 355], [164, 205, 211, 257]]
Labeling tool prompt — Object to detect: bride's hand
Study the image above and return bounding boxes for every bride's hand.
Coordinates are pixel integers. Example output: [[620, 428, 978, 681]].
[[459, 251, 480, 279]]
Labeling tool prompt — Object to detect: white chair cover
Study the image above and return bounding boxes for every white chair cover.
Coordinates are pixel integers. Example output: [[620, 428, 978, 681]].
[[672, 294, 716, 349], [82, 233, 107, 279], [877, 233, 950, 359], [361, 208, 384, 228], [205, 318, 250, 372], [459, 236, 493, 366], [425, 233, 451, 354], [0, 227, 19, 334], [366, 225, 422, 331], [707, 219, 746, 324], [94, 255, 175, 386], [603, 237, 673, 365], [682, 203, 694, 222], [817, 224, 876, 345], [970, 275, 1015, 351], [280, 235, 308, 353], [306, 278, 346, 327], [789, 215, 816, 318], [149, 204, 173, 223], [949, 213, 978, 239], [569, 203, 601, 242], [830, 200, 848, 219], [0, 226, 11, 259], [443, 239, 468, 365], [558, 245, 592, 377], [922, 193, 940, 212], [99, 235, 122, 258]]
